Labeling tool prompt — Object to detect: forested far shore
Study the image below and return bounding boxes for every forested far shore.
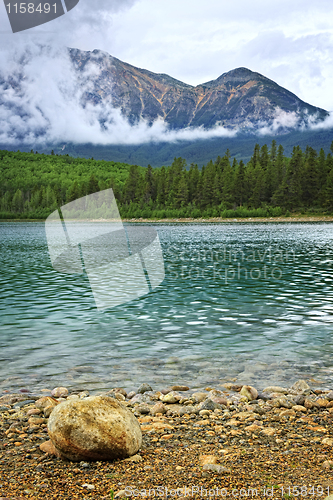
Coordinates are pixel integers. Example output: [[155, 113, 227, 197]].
[[1, 140, 333, 220]]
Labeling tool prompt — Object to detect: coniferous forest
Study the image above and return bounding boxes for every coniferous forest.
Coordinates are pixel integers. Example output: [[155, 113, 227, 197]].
[[1, 140, 333, 220]]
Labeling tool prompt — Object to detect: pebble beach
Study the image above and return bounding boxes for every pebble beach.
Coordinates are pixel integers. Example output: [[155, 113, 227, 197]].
[[1, 380, 333, 499]]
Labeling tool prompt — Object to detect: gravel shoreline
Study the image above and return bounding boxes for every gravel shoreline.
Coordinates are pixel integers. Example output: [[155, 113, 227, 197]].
[[3, 215, 333, 223], [122, 216, 333, 223], [1, 380, 333, 499]]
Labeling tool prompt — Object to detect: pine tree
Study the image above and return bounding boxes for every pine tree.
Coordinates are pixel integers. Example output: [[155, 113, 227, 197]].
[[302, 146, 318, 206], [67, 181, 80, 203], [87, 174, 100, 195], [143, 165, 156, 204], [234, 160, 245, 206], [122, 165, 142, 204], [11, 189, 24, 213]]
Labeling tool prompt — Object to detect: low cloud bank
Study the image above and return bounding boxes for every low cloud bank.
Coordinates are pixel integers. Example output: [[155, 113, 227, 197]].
[[0, 42, 331, 148]]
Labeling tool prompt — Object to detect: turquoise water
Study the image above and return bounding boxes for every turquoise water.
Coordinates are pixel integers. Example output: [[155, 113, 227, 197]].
[[1, 221, 333, 393]]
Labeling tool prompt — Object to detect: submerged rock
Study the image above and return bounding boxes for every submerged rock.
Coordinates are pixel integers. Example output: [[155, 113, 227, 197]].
[[48, 396, 142, 462]]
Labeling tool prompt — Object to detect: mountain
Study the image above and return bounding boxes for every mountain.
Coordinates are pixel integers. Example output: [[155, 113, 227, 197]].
[[70, 48, 328, 130], [0, 45, 331, 166]]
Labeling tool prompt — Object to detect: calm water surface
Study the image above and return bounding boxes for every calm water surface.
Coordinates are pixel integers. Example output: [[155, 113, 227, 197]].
[[1, 221, 333, 393]]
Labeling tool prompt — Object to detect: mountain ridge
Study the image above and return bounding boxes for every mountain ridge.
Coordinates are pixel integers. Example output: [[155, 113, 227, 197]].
[[69, 48, 329, 130]]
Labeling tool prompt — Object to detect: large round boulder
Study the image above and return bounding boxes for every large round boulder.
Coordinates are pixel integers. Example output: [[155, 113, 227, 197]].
[[47, 396, 142, 462]]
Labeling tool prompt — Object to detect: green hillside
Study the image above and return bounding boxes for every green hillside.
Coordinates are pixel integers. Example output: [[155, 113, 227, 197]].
[[1, 139, 333, 220]]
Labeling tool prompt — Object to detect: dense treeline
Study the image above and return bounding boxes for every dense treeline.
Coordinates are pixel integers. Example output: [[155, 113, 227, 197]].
[[1, 141, 333, 219], [0, 150, 139, 219]]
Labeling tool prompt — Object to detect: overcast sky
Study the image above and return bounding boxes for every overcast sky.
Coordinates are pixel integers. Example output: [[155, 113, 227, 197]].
[[1, 0, 333, 115], [1, 0, 332, 109]]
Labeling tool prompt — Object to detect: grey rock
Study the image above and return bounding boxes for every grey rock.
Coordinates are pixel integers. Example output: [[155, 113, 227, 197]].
[[293, 395, 306, 406], [326, 391, 333, 401], [290, 380, 311, 393], [129, 394, 152, 404], [276, 398, 293, 409], [136, 404, 151, 414], [257, 392, 271, 401], [199, 398, 220, 411], [13, 400, 36, 408], [137, 383, 153, 394]]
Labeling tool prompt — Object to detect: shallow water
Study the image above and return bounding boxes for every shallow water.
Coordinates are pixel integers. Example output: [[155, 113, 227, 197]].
[[1, 221, 333, 394]]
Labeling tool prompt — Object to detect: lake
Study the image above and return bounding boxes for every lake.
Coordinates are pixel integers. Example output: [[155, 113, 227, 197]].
[[1, 221, 333, 394]]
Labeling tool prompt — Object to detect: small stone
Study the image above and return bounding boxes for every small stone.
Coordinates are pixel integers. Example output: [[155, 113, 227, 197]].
[[199, 410, 211, 416], [245, 424, 262, 432], [293, 395, 306, 405], [51, 387, 69, 398], [110, 388, 127, 397], [27, 408, 42, 416], [171, 385, 189, 392], [290, 380, 310, 393], [35, 397, 58, 410], [322, 438, 333, 446], [39, 440, 60, 457], [221, 383, 242, 392], [43, 405, 55, 418], [177, 406, 195, 416], [240, 385, 258, 401], [326, 391, 333, 401], [322, 460, 333, 469], [82, 484, 95, 490], [160, 387, 172, 395], [127, 391, 136, 399], [316, 398, 329, 407], [292, 405, 307, 412], [123, 454, 143, 462], [277, 398, 293, 409], [263, 386, 288, 394], [261, 427, 276, 436], [137, 404, 151, 414], [279, 409, 296, 417], [161, 392, 181, 404], [28, 417, 45, 425], [257, 392, 271, 401], [199, 454, 218, 465], [150, 402, 166, 415], [304, 399, 314, 409], [113, 393, 126, 402], [203, 464, 230, 474], [209, 390, 228, 405], [13, 399, 36, 408], [79, 391, 90, 398], [192, 392, 208, 403], [115, 490, 128, 498], [199, 398, 220, 411], [159, 434, 174, 440], [137, 383, 152, 394]]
